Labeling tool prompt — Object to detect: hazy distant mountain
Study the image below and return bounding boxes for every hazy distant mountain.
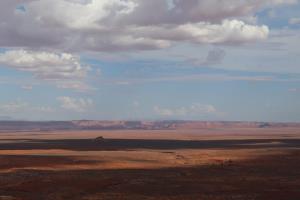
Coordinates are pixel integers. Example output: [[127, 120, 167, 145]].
[[0, 120, 299, 132]]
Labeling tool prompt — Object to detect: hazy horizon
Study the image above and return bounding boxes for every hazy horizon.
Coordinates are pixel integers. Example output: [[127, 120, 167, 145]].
[[0, 119, 299, 124]]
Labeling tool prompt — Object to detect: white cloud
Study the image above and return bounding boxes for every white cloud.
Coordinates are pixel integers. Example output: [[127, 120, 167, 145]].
[[21, 85, 33, 90], [33, 106, 56, 113], [131, 20, 269, 45], [0, 50, 87, 80], [119, 0, 297, 25], [0, 0, 295, 52], [178, 20, 269, 44], [154, 103, 218, 117], [133, 100, 140, 107], [0, 100, 55, 114], [56, 81, 95, 92], [289, 17, 300, 25], [288, 88, 300, 92], [27, 0, 137, 29], [108, 74, 275, 85], [0, 50, 91, 91], [0, 101, 28, 113], [0, 0, 297, 93], [57, 96, 94, 112]]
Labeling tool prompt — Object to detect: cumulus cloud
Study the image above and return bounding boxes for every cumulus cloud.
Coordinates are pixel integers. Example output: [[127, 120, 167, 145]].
[[0, 101, 28, 113], [0, 50, 90, 90], [21, 85, 33, 90], [0, 0, 297, 93], [0, 100, 55, 114], [154, 103, 218, 117], [131, 20, 269, 45], [119, 0, 298, 25], [289, 17, 300, 25], [288, 88, 300, 92], [0, 50, 87, 80], [57, 96, 94, 112], [33, 106, 56, 113], [177, 20, 269, 44], [0, 0, 295, 52], [56, 81, 94, 91], [27, 0, 137, 29]]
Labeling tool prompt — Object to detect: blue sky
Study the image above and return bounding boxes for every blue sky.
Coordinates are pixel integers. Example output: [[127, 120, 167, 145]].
[[0, 0, 299, 122]]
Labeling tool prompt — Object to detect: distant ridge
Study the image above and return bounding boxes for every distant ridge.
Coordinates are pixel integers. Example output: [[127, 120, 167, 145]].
[[0, 120, 299, 132]]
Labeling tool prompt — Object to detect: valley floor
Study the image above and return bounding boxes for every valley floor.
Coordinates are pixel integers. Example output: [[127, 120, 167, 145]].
[[0, 128, 299, 200]]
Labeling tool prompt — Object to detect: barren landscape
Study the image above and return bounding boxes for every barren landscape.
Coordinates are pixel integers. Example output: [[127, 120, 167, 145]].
[[0, 121, 299, 200], [1, 0, 299, 199]]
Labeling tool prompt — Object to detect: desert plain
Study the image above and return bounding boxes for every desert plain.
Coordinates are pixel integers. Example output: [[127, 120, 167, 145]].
[[0, 123, 300, 200]]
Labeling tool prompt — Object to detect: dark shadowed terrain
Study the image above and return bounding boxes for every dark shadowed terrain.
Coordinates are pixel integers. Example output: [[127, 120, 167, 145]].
[[1, 152, 300, 200], [0, 122, 299, 200]]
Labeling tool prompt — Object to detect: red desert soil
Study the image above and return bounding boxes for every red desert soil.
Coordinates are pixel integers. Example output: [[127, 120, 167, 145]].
[[0, 128, 299, 200]]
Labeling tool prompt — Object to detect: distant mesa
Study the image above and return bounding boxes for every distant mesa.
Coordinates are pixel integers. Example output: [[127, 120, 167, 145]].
[[259, 122, 271, 128], [0, 120, 299, 132], [94, 136, 105, 142]]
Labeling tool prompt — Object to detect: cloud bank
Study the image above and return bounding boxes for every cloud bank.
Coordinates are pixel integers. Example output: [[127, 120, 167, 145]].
[[1, 0, 296, 52], [0, 0, 297, 92], [57, 96, 94, 112], [154, 103, 218, 117]]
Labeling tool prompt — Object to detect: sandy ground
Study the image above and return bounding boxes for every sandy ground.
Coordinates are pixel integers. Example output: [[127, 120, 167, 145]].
[[0, 128, 300, 200], [0, 127, 300, 140]]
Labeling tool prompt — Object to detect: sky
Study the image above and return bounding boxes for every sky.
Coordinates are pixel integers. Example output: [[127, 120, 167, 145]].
[[0, 0, 300, 122]]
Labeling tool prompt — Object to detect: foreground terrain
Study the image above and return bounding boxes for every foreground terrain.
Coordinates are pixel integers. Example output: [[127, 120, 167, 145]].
[[0, 126, 299, 200]]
